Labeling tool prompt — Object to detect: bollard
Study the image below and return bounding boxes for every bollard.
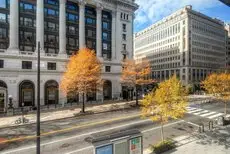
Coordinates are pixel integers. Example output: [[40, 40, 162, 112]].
[[209, 121, 213, 130], [199, 124, 205, 133]]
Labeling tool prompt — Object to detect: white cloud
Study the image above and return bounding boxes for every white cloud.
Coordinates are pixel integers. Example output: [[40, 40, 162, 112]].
[[134, 0, 222, 32]]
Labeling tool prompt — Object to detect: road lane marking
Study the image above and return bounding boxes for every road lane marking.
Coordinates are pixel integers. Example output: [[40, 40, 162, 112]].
[[2, 118, 151, 154], [66, 120, 199, 154], [207, 113, 224, 119], [186, 107, 197, 111], [0, 113, 141, 145], [2, 119, 191, 154], [193, 110, 209, 115], [65, 146, 93, 154], [66, 120, 187, 154], [187, 109, 203, 114], [200, 111, 216, 117]]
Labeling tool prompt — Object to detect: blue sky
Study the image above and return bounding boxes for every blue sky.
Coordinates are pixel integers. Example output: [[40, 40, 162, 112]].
[[134, 0, 230, 33]]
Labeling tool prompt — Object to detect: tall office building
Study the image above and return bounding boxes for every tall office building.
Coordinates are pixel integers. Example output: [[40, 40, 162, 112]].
[[134, 5, 226, 89], [225, 24, 230, 66], [0, 0, 138, 111]]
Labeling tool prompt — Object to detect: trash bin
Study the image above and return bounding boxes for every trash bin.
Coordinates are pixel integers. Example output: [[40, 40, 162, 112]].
[[85, 129, 143, 154]]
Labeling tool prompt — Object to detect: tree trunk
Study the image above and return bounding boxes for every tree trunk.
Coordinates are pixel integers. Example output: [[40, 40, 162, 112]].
[[161, 122, 164, 142], [225, 101, 227, 115], [82, 93, 85, 113], [135, 85, 138, 106]]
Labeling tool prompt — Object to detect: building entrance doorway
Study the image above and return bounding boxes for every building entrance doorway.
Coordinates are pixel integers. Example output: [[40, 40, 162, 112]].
[[0, 91, 5, 112], [0, 81, 7, 112], [19, 80, 35, 107], [45, 80, 59, 105]]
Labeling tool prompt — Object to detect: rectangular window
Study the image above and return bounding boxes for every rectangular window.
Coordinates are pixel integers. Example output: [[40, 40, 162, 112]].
[[102, 14, 109, 19], [87, 29, 93, 37], [22, 61, 32, 69], [122, 44, 126, 50], [86, 40, 93, 48], [105, 66, 111, 72], [0, 60, 4, 68], [123, 54, 126, 60], [103, 32, 108, 40], [47, 22, 56, 31], [102, 22, 109, 29], [47, 8, 57, 16], [122, 34, 126, 41], [0, 28, 7, 39], [68, 13, 78, 21], [68, 26, 76, 34], [67, 2, 78, 11], [86, 18, 95, 25], [0, 0, 7, 8], [24, 46, 33, 51], [47, 62, 56, 70], [103, 43, 108, 50], [24, 31, 33, 42], [24, 3, 33, 11], [122, 24, 126, 32], [0, 13, 6, 23], [68, 38, 76, 46], [48, 35, 56, 44], [24, 18, 33, 27], [47, 0, 58, 5]]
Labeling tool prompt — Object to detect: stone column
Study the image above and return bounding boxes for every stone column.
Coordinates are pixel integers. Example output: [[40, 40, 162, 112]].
[[59, 0, 66, 56], [36, 0, 44, 52], [96, 4, 103, 57], [111, 11, 116, 59], [79, 1, 86, 49], [8, 0, 19, 53]]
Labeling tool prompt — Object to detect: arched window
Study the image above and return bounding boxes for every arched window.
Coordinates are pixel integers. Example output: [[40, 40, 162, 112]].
[[45, 80, 59, 105], [19, 80, 35, 107]]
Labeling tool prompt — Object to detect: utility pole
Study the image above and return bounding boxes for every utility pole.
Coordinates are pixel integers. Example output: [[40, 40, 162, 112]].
[[37, 42, 41, 154]]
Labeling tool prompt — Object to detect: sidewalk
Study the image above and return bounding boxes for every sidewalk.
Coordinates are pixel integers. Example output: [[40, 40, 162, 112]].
[[0, 100, 136, 128], [144, 125, 230, 154]]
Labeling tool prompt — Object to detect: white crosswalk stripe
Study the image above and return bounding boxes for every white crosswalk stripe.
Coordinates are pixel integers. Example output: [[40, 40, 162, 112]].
[[186, 106, 225, 119], [207, 113, 224, 119], [186, 107, 197, 111], [200, 111, 216, 117], [193, 110, 209, 115], [187, 109, 203, 114]]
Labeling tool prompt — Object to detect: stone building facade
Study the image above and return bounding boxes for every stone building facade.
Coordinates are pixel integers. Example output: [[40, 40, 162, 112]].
[[134, 5, 226, 89], [225, 24, 230, 67], [0, 0, 138, 111]]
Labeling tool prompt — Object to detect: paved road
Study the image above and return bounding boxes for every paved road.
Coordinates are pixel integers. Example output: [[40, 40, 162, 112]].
[[0, 101, 228, 154]]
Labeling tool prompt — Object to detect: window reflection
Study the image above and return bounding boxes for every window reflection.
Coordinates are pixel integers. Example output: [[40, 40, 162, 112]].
[[0, 13, 6, 23], [0, 0, 7, 8], [0, 28, 7, 39]]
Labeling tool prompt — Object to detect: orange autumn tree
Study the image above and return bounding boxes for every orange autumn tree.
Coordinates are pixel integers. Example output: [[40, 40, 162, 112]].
[[60, 48, 102, 113], [202, 73, 230, 114], [121, 59, 153, 106]]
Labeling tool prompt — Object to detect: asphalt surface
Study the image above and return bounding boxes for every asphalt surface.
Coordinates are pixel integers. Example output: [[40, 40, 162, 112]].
[[0, 101, 228, 154]]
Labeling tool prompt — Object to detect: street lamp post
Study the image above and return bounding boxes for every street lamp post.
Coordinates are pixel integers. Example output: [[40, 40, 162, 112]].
[[36, 42, 41, 154]]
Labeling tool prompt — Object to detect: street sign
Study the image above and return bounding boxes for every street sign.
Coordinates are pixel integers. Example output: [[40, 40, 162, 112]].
[[96, 144, 113, 154], [129, 137, 142, 154]]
